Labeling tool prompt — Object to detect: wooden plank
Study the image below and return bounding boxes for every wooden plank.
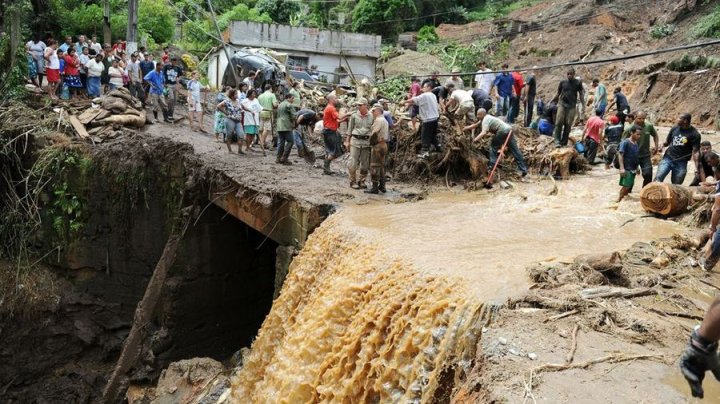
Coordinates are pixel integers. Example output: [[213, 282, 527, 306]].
[[69, 115, 90, 139], [78, 108, 103, 125]]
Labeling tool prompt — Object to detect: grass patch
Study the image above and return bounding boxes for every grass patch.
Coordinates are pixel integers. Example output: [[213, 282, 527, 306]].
[[467, 0, 539, 22]]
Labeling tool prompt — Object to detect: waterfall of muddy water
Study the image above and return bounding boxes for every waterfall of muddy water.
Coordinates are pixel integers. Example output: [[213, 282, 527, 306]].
[[231, 170, 683, 402]]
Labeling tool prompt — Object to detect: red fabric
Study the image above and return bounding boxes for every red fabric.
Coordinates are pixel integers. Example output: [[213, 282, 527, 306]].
[[162, 53, 169, 64], [323, 103, 340, 131], [585, 116, 605, 142], [63, 55, 79, 76], [511, 72, 524, 97], [409, 82, 421, 98], [609, 115, 619, 124], [46, 68, 60, 83]]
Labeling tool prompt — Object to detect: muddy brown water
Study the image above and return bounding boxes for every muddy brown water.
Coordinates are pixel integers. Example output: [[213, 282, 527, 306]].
[[343, 169, 682, 302]]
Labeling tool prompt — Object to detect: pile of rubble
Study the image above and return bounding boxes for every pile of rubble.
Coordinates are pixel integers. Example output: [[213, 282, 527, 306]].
[[67, 88, 147, 143]]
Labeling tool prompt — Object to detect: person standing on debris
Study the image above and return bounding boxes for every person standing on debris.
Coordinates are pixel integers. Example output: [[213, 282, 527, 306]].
[[551, 68, 584, 148], [446, 88, 475, 123], [127, 53, 145, 103], [143, 62, 170, 123], [366, 103, 389, 194], [623, 111, 658, 187], [162, 56, 183, 121], [617, 125, 642, 202], [603, 115, 623, 169], [445, 69, 464, 90], [186, 71, 205, 133], [322, 94, 346, 175], [507, 66, 524, 124], [432, 82, 453, 112], [404, 82, 442, 159], [275, 93, 298, 165], [608, 87, 630, 125], [408, 76, 422, 130], [592, 78, 608, 115], [422, 71, 441, 89], [522, 68, 537, 127], [346, 98, 374, 189], [85, 53, 104, 98], [491, 64, 514, 118], [44, 39, 60, 99], [474, 61, 495, 96], [690, 141, 718, 186], [258, 84, 278, 156], [289, 81, 302, 107], [218, 89, 246, 155], [581, 109, 605, 165], [471, 87, 493, 114], [655, 113, 701, 185], [464, 108, 528, 179]]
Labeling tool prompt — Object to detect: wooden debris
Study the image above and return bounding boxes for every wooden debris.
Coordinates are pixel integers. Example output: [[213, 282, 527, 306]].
[[68, 115, 90, 139], [640, 183, 696, 216], [580, 287, 656, 300], [68, 91, 146, 141]]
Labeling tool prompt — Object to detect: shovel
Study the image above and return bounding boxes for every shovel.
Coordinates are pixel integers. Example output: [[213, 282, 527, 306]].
[[484, 130, 513, 189]]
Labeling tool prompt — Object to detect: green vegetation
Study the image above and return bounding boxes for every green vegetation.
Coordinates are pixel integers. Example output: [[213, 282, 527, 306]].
[[667, 53, 720, 72], [377, 74, 411, 102], [691, 5, 720, 38], [45, 150, 91, 244], [418, 38, 508, 73], [351, 0, 417, 38], [417, 25, 439, 44], [467, 0, 537, 22], [649, 23, 676, 39]]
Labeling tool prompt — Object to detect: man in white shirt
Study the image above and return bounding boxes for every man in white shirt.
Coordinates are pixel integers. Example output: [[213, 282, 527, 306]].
[[446, 88, 475, 123], [404, 82, 441, 158], [474, 61, 495, 95], [89, 35, 103, 55]]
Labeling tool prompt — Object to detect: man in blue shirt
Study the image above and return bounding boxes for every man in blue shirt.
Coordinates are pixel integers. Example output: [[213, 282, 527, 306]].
[[491, 63, 514, 117], [144, 63, 170, 123], [617, 125, 641, 202]]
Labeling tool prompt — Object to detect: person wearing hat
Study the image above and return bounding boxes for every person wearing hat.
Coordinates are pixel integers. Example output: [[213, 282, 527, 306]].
[[162, 56, 184, 120], [366, 103, 390, 194], [445, 68, 464, 90], [346, 97, 374, 189]]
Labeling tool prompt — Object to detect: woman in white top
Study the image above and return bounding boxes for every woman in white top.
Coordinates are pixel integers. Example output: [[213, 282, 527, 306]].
[[241, 89, 263, 152], [107, 59, 125, 90], [43, 39, 60, 99]]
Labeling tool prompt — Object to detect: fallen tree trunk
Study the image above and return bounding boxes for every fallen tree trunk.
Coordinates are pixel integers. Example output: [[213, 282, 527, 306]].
[[640, 183, 699, 216], [102, 214, 191, 403]]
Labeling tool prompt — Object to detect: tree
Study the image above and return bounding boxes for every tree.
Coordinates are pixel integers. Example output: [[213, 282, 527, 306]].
[[351, 0, 416, 38], [255, 0, 301, 25]]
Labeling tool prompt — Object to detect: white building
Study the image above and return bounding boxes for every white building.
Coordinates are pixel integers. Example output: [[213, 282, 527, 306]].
[[207, 21, 381, 89]]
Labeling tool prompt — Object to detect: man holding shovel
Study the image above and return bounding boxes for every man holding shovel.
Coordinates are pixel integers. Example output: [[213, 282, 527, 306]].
[[464, 108, 528, 185]]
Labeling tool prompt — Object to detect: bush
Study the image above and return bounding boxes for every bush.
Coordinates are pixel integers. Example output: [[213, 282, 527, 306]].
[[467, 0, 537, 22], [417, 25, 439, 44], [649, 23, 676, 39], [691, 5, 720, 38]]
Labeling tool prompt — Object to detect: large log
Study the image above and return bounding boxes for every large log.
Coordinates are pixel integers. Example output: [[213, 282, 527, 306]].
[[640, 183, 695, 216]]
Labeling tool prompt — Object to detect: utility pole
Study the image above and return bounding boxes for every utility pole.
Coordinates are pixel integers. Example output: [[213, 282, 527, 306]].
[[103, 0, 111, 46], [126, 0, 138, 55], [207, 0, 240, 87]]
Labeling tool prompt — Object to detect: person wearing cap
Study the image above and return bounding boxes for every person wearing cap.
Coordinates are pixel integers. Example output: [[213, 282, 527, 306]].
[[366, 103, 390, 194], [603, 115, 624, 169], [346, 97, 374, 189], [162, 56, 184, 120], [275, 93, 298, 165], [445, 69, 464, 90]]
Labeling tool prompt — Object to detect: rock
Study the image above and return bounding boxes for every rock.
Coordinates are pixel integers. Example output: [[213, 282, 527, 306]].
[[152, 358, 226, 403], [528, 353, 538, 361], [508, 348, 521, 356], [498, 337, 508, 345]]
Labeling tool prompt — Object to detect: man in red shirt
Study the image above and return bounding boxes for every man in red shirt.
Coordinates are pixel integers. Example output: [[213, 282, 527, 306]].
[[581, 109, 605, 164], [322, 94, 347, 175], [507, 66, 524, 124]]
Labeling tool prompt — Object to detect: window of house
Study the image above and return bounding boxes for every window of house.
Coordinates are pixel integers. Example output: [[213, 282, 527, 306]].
[[287, 56, 309, 71]]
